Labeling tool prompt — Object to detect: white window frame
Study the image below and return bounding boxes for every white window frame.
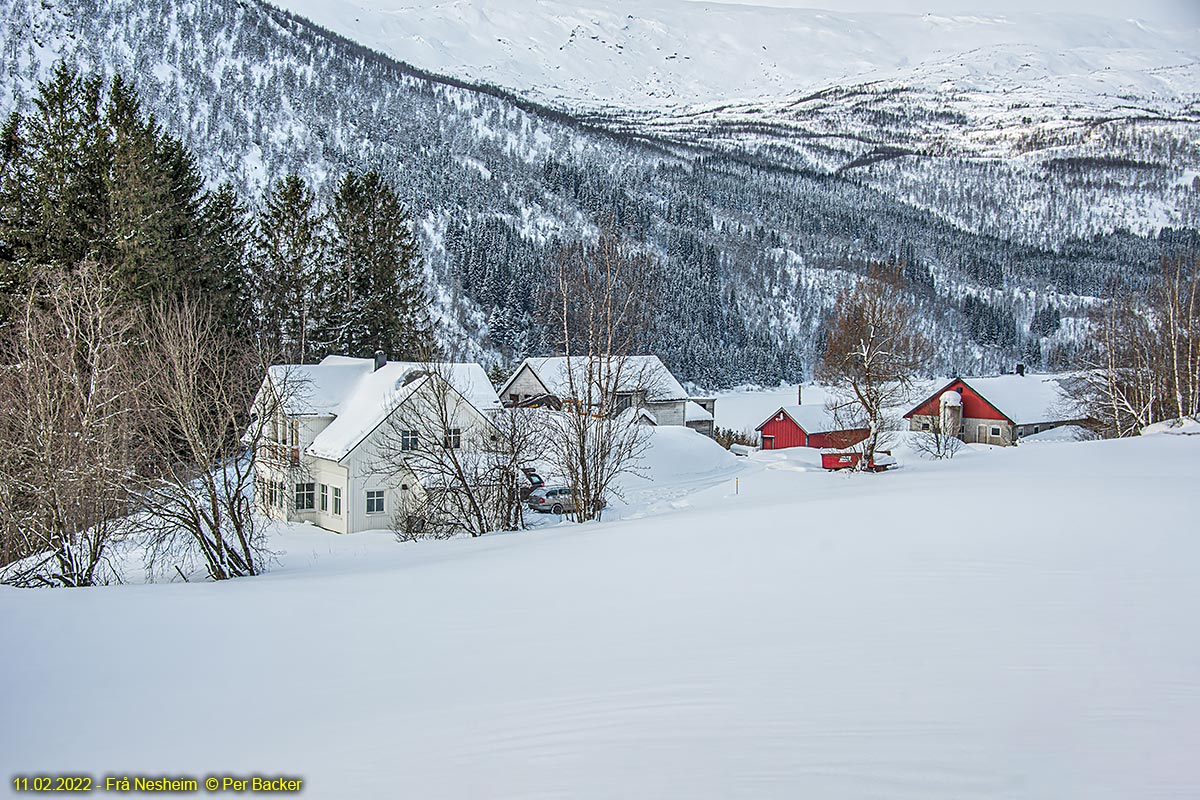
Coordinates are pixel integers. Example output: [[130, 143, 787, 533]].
[[990, 426, 1001, 437], [366, 489, 386, 515], [401, 430, 419, 451], [319, 483, 328, 512], [332, 486, 342, 516], [443, 427, 462, 449], [295, 482, 315, 511]]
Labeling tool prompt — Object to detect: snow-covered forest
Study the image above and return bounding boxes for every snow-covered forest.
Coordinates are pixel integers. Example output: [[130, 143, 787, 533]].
[[2, 0, 1196, 384]]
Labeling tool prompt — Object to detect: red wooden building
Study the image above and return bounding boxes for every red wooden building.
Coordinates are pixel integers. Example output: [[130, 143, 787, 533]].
[[904, 374, 1086, 446], [755, 405, 869, 450]]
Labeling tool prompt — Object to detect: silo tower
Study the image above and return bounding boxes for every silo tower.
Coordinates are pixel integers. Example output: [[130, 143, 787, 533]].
[[939, 389, 963, 438]]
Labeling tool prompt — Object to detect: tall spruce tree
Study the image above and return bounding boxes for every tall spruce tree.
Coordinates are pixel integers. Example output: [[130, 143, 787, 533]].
[[321, 170, 431, 359], [103, 75, 206, 304], [254, 173, 325, 362], [0, 65, 108, 295], [0, 65, 216, 330], [198, 182, 253, 334]]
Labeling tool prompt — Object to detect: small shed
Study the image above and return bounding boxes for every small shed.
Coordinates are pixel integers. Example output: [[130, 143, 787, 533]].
[[755, 405, 869, 451]]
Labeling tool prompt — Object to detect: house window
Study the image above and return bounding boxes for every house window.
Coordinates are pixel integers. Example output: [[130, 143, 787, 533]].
[[366, 490, 386, 515], [1033, 426, 1040, 434], [276, 481, 286, 509], [401, 430, 419, 451], [990, 427, 1001, 437], [289, 419, 300, 465], [921, 422, 930, 430], [295, 482, 315, 511], [319, 483, 328, 512], [443, 427, 462, 449], [614, 393, 632, 413], [332, 487, 342, 516]]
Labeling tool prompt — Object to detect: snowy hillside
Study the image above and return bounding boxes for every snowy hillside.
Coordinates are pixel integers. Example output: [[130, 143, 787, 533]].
[[1, 0, 1196, 384], [267, 0, 1199, 113], [268, 0, 1200, 246], [3, 427, 1199, 798]]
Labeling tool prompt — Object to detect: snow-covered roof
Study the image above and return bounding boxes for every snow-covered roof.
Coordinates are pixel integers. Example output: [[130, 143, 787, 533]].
[[1021, 425, 1098, 443], [959, 375, 1085, 426], [266, 356, 502, 462], [756, 404, 855, 434], [685, 400, 714, 423], [501, 355, 688, 402]]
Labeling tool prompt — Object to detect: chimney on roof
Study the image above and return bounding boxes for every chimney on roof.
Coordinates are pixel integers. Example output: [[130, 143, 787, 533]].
[[374, 350, 387, 372], [1016, 363, 1025, 376], [797, 385, 803, 405]]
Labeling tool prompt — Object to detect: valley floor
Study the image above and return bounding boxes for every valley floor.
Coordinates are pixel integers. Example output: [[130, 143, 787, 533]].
[[2, 426, 1198, 798]]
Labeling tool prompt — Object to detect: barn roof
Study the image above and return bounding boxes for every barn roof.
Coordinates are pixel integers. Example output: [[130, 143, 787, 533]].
[[499, 355, 688, 402], [265, 356, 502, 462], [755, 404, 854, 435], [905, 374, 1085, 426]]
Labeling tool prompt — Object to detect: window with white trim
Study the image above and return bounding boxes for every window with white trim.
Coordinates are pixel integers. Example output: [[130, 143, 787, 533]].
[[401, 430, 419, 451], [990, 427, 1001, 437], [319, 483, 328, 512], [332, 487, 342, 516], [295, 482, 315, 511], [443, 427, 462, 449], [366, 490, 385, 515]]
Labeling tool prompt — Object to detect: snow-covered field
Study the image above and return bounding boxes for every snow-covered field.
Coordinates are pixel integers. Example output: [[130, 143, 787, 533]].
[[3, 421, 1199, 798]]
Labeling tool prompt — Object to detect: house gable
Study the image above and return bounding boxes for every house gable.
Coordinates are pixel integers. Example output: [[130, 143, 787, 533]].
[[498, 361, 552, 405], [906, 379, 1012, 424]]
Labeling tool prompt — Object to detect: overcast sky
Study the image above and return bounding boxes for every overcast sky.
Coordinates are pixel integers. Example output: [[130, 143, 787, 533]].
[[684, 0, 1200, 24]]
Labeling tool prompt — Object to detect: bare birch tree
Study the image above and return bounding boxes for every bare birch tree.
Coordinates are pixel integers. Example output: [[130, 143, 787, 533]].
[[817, 264, 932, 469], [1074, 252, 1200, 436], [0, 263, 143, 587], [548, 232, 656, 521], [372, 364, 542, 538], [138, 298, 286, 580]]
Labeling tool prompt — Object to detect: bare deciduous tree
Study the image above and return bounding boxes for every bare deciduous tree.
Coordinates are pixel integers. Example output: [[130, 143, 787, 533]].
[[373, 362, 544, 539], [817, 264, 933, 469], [911, 395, 965, 460], [138, 298, 286, 580], [0, 263, 142, 587], [548, 232, 657, 521], [1074, 253, 1199, 436]]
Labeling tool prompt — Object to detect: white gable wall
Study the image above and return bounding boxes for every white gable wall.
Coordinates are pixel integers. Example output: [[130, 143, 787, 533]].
[[501, 365, 550, 405]]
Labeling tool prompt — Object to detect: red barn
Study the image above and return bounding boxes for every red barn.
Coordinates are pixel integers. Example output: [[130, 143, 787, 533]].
[[904, 374, 1086, 446], [755, 405, 869, 450]]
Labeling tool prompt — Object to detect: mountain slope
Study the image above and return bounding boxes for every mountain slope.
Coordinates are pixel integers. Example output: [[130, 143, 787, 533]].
[[266, 0, 1200, 113], [0, 0, 1193, 385]]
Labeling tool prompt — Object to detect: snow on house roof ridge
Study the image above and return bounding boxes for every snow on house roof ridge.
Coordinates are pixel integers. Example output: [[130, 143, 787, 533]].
[[268, 355, 502, 462], [502, 354, 689, 402]]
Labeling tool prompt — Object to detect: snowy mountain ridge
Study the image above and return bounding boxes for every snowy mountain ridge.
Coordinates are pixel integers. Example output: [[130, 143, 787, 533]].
[[266, 0, 1199, 115], [1, 0, 1196, 384]]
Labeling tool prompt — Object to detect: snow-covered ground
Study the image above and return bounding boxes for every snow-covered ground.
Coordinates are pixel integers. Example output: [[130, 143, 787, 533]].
[[2, 422, 1199, 798]]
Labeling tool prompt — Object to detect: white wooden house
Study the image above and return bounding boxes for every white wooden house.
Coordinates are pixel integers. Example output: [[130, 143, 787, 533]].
[[498, 355, 710, 430], [253, 354, 502, 534]]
